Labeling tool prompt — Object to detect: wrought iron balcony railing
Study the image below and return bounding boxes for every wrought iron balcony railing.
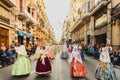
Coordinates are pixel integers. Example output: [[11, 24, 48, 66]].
[[90, 0, 110, 15]]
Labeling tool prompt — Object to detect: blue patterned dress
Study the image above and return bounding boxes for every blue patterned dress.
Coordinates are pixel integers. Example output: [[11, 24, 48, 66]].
[[95, 47, 117, 80]]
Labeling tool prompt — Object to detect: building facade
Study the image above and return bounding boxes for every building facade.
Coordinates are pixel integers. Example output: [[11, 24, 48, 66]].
[[69, 0, 120, 49], [36, 0, 55, 45], [70, 0, 91, 44], [16, 0, 36, 45], [0, 0, 16, 48], [0, 0, 55, 48]]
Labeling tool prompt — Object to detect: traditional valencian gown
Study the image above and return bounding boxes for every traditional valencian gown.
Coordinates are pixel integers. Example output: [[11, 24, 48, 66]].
[[70, 46, 87, 77], [35, 47, 52, 75], [11, 45, 31, 76], [61, 44, 68, 59], [48, 46, 55, 59], [95, 47, 117, 80], [34, 46, 41, 59]]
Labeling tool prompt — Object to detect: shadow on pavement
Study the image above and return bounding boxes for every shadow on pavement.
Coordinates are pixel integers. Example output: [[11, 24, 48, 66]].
[[71, 76, 89, 80], [8, 74, 30, 80], [34, 74, 51, 80]]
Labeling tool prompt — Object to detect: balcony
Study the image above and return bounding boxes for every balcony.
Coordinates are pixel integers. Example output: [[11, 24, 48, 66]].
[[18, 8, 28, 21], [0, 15, 10, 25], [82, 12, 90, 23], [25, 10, 36, 24], [71, 12, 90, 33], [70, 18, 83, 33], [112, 3, 120, 19], [15, 20, 23, 30], [1, 0, 16, 7], [90, 0, 110, 15], [18, 9, 36, 24]]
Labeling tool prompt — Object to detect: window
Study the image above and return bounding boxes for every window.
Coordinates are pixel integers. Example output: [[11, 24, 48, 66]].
[[27, 7, 30, 13], [32, 11, 34, 17], [95, 0, 102, 6]]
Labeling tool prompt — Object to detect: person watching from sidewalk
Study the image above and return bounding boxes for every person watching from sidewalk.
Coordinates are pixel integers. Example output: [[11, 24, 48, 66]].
[[0, 43, 7, 67], [111, 49, 120, 67], [106, 44, 113, 56], [27, 43, 32, 57], [1, 43, 6, 53]]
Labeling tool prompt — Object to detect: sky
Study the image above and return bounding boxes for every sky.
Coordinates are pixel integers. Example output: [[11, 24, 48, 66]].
[[44, 0, 71, 42]]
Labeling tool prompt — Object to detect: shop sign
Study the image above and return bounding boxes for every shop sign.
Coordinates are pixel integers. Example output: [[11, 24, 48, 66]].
[[18, 31, 24, 37], [26, 34, 32, 38]]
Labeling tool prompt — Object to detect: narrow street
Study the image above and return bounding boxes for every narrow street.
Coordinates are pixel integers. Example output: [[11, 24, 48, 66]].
[[0, 52, 120, 80], [1, 0, 120, 80]]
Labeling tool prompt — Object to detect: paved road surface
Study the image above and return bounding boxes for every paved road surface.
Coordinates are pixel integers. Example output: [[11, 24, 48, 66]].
[[0, 52, 120, 80]]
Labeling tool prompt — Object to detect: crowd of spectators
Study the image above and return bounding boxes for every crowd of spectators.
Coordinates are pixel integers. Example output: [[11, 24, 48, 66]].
[[0, 42, 37, 67]]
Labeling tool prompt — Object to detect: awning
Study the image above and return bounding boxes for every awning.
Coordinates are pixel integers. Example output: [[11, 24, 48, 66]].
[[26, 34, 32, 38], [18, 31, 24, 37]]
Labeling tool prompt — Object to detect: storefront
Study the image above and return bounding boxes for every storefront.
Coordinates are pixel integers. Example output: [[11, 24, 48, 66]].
[[95, 33, 107, 46], [0, 27, 9, 47], [18, 31, 24, 44], [87, 35, 90, 44], [0, 4, 10, 48], [26, 34, 32, 45], [93, 7, 108, 46], [32, 37, 35, 45]]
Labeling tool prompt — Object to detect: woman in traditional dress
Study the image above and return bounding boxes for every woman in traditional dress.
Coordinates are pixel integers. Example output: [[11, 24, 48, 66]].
[[112, 49, 120, 66], [35, 46, 52, 75], [48, 46, 55, 59], [11, 44, 31, 76], [95, 46, 117, 80], [61, 43, 68, 59], [34, 45, 41, 59], [70, 46, 87, 77]]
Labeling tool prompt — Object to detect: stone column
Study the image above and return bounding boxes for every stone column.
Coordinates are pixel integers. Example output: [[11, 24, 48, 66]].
[[112, 19, 120, 49], [15, 31, 18, 43], [90, 16, 94, 45], [107, 4, 112, 44], [22, 20, 26, 44]]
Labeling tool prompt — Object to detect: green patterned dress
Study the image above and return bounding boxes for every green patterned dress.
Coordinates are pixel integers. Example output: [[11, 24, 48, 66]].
[[11, 54, 31, 76]]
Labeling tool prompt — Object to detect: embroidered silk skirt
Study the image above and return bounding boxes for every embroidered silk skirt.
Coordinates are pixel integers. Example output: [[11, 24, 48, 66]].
[[35, 57, 52, 74], [95, 62, 117, 80], [71, 58, 87, 77], [11, 55, 31, 76]]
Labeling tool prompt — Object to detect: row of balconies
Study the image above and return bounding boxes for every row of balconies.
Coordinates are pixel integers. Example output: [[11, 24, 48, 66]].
[[90, 0, 110, 15], [71, 0, 110, 33], [18, 9, 36, 24], [111, 3, 120, 19], [0, 0, 54, 43], [1, 0, 16, 7], [1, 0, 36, 28]]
